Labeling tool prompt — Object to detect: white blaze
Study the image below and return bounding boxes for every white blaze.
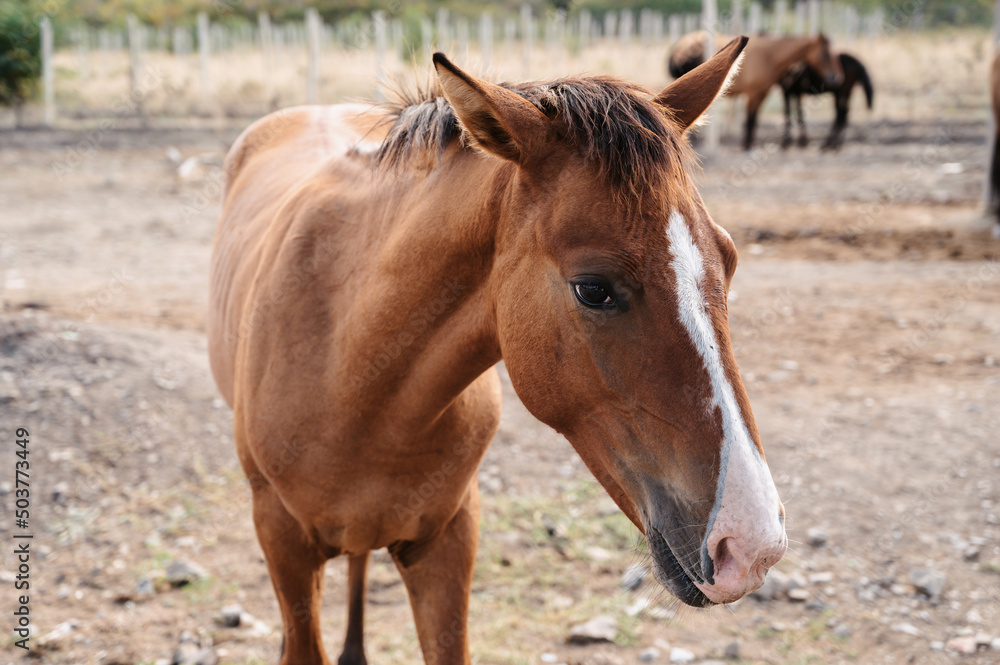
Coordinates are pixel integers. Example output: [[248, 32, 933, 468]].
[[666, 211, 783, 580]]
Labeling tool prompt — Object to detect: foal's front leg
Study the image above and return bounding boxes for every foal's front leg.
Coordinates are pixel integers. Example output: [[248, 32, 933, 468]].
[[252, 482, 332, 665], [391, 485, 480, 665]]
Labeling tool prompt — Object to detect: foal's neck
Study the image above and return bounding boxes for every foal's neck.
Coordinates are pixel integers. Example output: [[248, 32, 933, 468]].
[[345, 150, 508, 425]]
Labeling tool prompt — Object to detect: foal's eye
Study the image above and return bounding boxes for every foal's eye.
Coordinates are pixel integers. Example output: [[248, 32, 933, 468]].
[[573, 281, 615, 308]]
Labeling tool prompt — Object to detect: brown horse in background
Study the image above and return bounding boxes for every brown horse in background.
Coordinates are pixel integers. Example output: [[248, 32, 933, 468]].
[[209, 37, 786, 665], [989, 49, 1000, 237], [669, 31, 843, 150]]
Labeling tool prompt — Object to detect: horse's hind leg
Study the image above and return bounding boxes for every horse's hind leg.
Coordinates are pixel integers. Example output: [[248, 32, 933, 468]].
[[253, 483, 332, 665], [823, 93, 849, 151], [796, 96, 809, 147], [338, 553, 369, 665], [391, 486, 479, 665], [743, 92, 767, 151], [781, 91, 794, 150]]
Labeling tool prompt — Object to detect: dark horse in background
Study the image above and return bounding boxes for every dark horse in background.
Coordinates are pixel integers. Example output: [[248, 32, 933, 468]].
[[990, 50, 1000, 237], [780, 52, 874, 151]]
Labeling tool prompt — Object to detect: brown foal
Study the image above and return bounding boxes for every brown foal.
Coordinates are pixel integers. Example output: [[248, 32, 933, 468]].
[[209, 36, 786, 665]]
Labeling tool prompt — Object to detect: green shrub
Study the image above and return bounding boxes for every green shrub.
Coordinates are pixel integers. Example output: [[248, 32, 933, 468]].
[[0, 1, 42, 110]]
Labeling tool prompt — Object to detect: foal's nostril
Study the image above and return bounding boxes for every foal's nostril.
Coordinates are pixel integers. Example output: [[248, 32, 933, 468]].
[[713, 537, 733, 575]]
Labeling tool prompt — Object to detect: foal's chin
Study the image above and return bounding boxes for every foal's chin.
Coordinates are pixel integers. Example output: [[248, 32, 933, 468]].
[[645, 527, 712, 608]]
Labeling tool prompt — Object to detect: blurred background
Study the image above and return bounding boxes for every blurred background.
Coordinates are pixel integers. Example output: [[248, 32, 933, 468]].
[[1, 1, 999, 665]]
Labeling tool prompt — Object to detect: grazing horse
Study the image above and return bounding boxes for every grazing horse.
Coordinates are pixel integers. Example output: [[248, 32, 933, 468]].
[[209, 37, 786, 665], [780, 52, 874, 151], [668, 31, 843, 150], [989, 49, 1000, 237]]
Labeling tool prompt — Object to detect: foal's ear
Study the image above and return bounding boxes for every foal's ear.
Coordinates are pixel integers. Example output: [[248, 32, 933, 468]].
[[432, 52, 550, 163], [653, 36, 749, 132]]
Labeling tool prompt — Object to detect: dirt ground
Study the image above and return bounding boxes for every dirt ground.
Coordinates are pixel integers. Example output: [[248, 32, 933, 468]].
[[1, 100, 1000, 665]]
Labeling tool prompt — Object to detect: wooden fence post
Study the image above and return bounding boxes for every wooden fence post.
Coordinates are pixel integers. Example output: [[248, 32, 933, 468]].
[[669, 14, 682, 45], [808, 0, 821, 34], [436, 8, 449, 50], [748, 2, 762, 34], [480, 12, 492, 71], [794, 1, 807, 35], [197, 12, 211, 106], [306, 8, 321, 104], [579, 9, 591, 53], [702, 0, 719, 156], [373, 10, 386, 101], [994, 0, 1000, 45], [731, 0, 744, 34], [259, 12, 273, 104], [774, 0, 788, 35], [520, 4, 533, 78], [126, 13, 146, 121], [41, 16, 54, 126]]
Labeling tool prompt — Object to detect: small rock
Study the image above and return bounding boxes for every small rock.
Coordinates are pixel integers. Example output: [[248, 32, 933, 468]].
[[621, 563, 647, 591], [668, 647, 695, 663], [137, 578, 156, 596], [909, 568, 945, 600], [892, 622, 920, 636], [639, 647, 660, 662], [0, 380, 21, 404], [966, 609, 983, 624], [786, 572, 807, 591], [991, 637, 1000, 650], [567, 615, 618, 644], [100, 647, 134, 665], [38, 621, 77, 648], [946, 635, 978, 655], [930, 641, 944, 651], [625, 596, 650, 616], [586, 546, 613, 562], [974, 633, 993, 647], [541, 654, 558, 664], [219, 604, 243, 628], [750, 569, 788, 601], [833, 625, 852, 639], [723, 640, 740, 659], [166, 560, 209, 587], [890, 583, 911, 596], [51, 482, 69, 505], [172, 643, 200, 665], [963, 545, 981, 561], [0, 481, 10, 495], [806, 527, 828, 547], [808, 572, 834, 584], [788, 588, 809, 602]]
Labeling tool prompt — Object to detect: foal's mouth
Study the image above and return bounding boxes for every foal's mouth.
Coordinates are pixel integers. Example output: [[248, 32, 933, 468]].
[[647, 526, 712, 608]]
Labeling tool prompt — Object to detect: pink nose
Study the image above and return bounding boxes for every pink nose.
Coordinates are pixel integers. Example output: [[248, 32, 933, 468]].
[[696, 525, 788, 604]]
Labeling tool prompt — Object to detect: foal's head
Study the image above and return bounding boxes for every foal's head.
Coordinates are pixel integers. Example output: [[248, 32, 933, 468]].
[[433, 37, 785, 606], [804, 34, 843, 87]]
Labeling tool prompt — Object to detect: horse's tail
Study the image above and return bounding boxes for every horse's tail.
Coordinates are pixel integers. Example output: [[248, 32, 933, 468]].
[[849, 55, 874, 110], [669, 52, 705, 79], [668, 31, 708, 80]]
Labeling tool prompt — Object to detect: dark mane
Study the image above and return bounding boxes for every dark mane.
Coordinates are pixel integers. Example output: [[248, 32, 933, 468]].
[[376, 75, 694, 208]]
